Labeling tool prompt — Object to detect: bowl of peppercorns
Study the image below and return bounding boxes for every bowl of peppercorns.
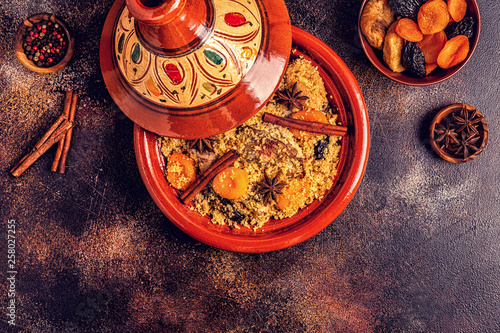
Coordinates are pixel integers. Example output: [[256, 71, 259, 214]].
[[14, 13, 74, 73]]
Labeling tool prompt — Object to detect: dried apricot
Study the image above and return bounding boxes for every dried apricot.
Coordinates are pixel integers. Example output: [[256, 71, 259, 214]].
[[417, 30, 447, 63], [395, 18, 423, 42], [212, 167, 249, 200], [448, 0, 467, 22], [437, 35, 470, 69], [166, 152, 197, 191], [425, 62, 438, 75], [383, 21, 406, 72], [289, 110, 328, 139], [418, 0, 450, 35], [276, 178, 310, 214]]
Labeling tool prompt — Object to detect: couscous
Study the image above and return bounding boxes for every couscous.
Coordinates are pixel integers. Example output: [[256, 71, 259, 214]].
[[160, 57, 344, 229]]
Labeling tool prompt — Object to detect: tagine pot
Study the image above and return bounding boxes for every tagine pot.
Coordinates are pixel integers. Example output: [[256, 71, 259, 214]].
[[100, 0, 292, 139]]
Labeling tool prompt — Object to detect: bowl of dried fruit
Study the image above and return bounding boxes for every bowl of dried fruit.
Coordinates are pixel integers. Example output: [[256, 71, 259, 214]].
[[134, 26, 370, 253], [430, 103, 487, 163], [358, 0, 480, 85], [14, 13, 74, 73]]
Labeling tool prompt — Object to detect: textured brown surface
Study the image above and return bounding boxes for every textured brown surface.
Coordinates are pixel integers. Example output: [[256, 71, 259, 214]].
[[1, 0, 499, 332]]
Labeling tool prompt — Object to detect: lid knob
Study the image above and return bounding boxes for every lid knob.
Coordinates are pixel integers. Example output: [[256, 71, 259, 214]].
[[126, 0, 213, 56]]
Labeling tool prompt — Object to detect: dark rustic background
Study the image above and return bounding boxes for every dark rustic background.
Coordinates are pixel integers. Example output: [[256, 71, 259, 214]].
[[1, 0, 499, 332]]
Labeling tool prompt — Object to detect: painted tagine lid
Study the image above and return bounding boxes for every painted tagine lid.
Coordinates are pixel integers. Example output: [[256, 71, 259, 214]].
[[100, 0, 292, 139]]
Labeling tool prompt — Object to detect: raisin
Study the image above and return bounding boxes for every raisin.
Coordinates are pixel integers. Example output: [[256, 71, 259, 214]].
[[231, 210, 245, 222], [445, 16, 476, 40], [314, 137, 330, 160], [217, 196, 246, 222], [388, 0, 426, 21], [220, 197, 232, 206], [402, 42, 426, 78]]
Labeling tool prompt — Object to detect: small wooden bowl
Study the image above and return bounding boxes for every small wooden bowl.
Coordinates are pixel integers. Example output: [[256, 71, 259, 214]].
[[358, 0, 481, 86], [430, 103, 488, 163], [14, 13, 75, 73]]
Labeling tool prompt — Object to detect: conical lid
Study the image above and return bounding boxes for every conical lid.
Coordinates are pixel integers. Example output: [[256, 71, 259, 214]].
[[100, 0, 291, 139]]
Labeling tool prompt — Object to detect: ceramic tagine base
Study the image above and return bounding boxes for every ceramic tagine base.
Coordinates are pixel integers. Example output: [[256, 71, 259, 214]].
[[100, 0, 291, 139]]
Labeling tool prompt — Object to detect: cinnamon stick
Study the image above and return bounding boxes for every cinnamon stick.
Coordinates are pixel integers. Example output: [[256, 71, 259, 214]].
[[51, 91, 73, 171], [11, 120, 73, 177], [180, 150, 239, 203], [9, 153, 30, 174], [263, 112, 348, 136], [34, 114, 66, 150], [57, 92, 78, 173]]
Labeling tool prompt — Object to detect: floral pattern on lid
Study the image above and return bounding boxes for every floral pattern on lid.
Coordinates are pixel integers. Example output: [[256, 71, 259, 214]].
[[114, 1, 262, 108]]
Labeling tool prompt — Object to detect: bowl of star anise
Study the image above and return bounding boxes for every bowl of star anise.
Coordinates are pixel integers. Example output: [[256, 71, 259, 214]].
[[430, 103, 488, 163]]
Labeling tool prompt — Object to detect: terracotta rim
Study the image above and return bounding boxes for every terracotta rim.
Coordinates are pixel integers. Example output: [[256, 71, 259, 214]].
[[134, 26, 370, 253], [14, 13, 75, 74], [358, 0, 481, 86], [429, 103, 488, 163]]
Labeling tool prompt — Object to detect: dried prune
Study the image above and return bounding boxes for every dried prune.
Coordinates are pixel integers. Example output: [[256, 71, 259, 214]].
[[314, 137, 330, 160], [445, 16, 476, 40], [388, 0, 426, 21], [402, 42, 426, 78]]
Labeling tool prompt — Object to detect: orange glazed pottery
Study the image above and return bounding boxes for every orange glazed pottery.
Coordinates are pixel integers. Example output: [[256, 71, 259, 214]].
[[100, 0, 291, 138], [134, 26, 370, 253]]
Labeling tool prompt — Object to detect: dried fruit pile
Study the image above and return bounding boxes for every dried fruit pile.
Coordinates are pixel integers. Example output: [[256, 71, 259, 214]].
[[361, 0, 476, 78]]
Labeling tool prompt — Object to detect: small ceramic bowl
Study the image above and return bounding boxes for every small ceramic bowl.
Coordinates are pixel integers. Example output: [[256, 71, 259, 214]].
[[358, 0, 480, 86], [14, 13, 75, 73], [430, 103, 487, 163], [134, 26, 370, 253]]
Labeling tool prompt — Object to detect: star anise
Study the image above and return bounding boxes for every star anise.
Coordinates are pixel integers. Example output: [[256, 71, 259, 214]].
[[276, 82, 309, 110], [256, 171, 287, 205], [453, 104, 482, 136], [189, 136, 219, 153], [455, 130, 480, 159], [434, 120, 459, 149]]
